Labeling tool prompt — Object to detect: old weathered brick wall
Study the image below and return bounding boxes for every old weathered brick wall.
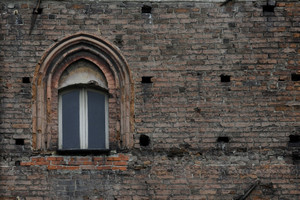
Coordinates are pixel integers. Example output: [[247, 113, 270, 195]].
[[1, 0, 300, 199]]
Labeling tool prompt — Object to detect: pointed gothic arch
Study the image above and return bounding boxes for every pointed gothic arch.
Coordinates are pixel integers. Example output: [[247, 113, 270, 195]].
[[32, 33, 134, 151]]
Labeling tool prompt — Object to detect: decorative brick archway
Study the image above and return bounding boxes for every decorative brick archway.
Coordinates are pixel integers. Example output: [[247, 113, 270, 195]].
[[32, 33, 134, 151]]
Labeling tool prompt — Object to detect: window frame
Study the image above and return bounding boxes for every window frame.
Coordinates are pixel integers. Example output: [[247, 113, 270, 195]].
[[32, 33, 134, 152], [58, 86, 109, 151]]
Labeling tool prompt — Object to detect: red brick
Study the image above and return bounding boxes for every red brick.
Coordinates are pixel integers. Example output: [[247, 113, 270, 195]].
[[96, 166, 112, 170], [112, 166, 127, 171], [293, 33, 300, 38], [20, 162, 34, 166], [174, 8, 189, 13], [71, 4, 85, 9], [113, 161, 128, 166], [118, 154, 129, 161], [46, 157, 64, 161], [107, 156, 122, 161]]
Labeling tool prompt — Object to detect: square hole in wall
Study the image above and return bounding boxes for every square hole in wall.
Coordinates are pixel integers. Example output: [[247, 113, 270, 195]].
[[220, 75, 231, 83], [263, 5, 275, 12], [291, 74, 300, 82], [217, 136, 230, 143], [142, 5, 152, 14], [263, 5, 275, 16], [289, 135, 300, 147], [15, 139, 24, 145], [141, 76, 153, 83], [22, 77, 30, 83]]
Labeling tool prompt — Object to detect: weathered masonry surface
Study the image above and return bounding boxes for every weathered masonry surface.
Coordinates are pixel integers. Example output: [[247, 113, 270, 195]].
[[0, 0, 300, 199]]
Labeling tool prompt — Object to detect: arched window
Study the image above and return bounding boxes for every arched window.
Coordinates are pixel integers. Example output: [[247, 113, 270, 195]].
[[58, 60, 109, 150], [32, 33, 134, 152]]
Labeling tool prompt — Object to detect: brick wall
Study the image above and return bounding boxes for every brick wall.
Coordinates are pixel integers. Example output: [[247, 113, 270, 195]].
[[0, 0, 300, 199]]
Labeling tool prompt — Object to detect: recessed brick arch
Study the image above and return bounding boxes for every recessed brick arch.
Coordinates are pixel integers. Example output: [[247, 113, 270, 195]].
[[32, 33, 134, 151]]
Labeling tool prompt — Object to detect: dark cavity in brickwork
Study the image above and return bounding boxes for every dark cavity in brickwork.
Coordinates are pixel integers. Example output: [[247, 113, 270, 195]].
[[217, 137, 230, 143], [15, 139, 24, 145], [179, 87, 185, 93], [263, 3, 275, 16], [16, 16, 23, 25], [142, 5, 152, 14], [139, 134, 150, 146], [141, 76, 153, 83], [22, 77, 30, 83], [194, 107, 201, 113], [220, 0, 234, 6], [228, 23, 236, 28], [289, 135, 300, 147], [263, 5, 275, 13], [49, 14, 56, 19], [292, 152, 300, 165], [223, 39, 230, 44], [32, 8, 43, 14], [261, 183, 275, 196], [15, 161, 21, 166], [114, 35, 123, 48], [220, 75, 230, 83], [291, 74, 300, 81]]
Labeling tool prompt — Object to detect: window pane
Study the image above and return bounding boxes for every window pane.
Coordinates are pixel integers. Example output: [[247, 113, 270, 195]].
[[62, 90, 80, 149], [87, 90, 106, 149]]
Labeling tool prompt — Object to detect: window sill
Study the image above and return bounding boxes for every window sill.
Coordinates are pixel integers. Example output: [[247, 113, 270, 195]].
[[56, 149, 110, 156]]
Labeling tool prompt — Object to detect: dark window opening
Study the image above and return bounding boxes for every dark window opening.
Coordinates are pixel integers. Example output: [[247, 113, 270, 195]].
[[291, 74, 300, 81], [139, 134, 150, 146], [217, 137, 230, 143], [142, 5, 152, 14], [22, 77, 30, 83], [15, 139, 25, 145], [220, 75, 231, 83], [141, 76, 153, 84]]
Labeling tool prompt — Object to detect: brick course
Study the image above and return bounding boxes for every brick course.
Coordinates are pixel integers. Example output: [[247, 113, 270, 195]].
[[0, 0, 300, 199]]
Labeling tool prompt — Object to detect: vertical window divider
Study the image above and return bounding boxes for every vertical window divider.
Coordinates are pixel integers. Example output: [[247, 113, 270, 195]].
[[80, 89, 88, 149], [85, 89, 89, 149]]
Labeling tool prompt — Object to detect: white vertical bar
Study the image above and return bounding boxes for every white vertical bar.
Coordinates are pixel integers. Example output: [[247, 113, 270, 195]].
[[80, 89, 85, 149]]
